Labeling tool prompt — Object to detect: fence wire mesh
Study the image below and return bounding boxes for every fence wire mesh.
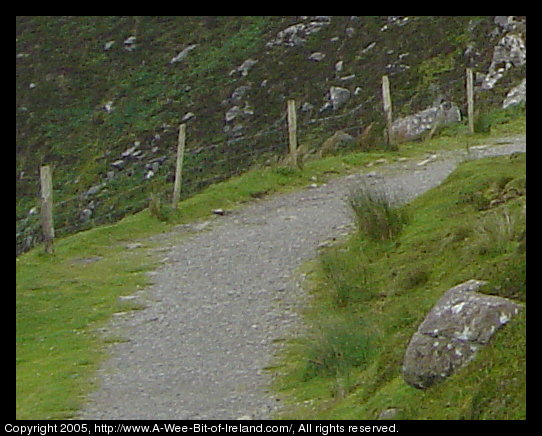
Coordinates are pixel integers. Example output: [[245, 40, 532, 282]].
[[16, 73, 470, 256]]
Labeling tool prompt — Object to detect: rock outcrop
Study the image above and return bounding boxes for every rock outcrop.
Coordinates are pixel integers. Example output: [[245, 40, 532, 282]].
[[391, 102, 461, 142], [402, 279, 523, 389]]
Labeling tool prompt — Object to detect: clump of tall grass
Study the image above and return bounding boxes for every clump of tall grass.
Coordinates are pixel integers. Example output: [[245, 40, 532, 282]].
[[348, 185, 410, 241], [303, 316, 377, 390], [320, 252, 371, 307], [476, 205, 525, 256]]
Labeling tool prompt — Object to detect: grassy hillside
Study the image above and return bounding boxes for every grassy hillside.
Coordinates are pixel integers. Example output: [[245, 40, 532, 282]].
[[272, 143, 526, 420], [16, 16, 526, 254]]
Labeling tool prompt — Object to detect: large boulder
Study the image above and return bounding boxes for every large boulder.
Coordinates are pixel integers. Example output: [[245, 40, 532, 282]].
[[402, 279, 523, 389], [391, 102, 461, 142], [329, 86, 351, 110], [481, 33, 526, 90]]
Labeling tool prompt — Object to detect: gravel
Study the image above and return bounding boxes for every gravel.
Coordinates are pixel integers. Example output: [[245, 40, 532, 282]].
[[77, 135, 525, 420]]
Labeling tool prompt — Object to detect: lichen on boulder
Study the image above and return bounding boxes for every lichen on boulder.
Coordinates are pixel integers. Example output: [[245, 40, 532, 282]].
[[402, 279, 523, 389]]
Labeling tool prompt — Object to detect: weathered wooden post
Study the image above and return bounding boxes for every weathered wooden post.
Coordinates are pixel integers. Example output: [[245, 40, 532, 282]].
[[172, 123, 186, 209], [382, 75, 394, 147], [287, 99, 299, 169], [40, 165, 54, 254], [466, 68, 475, 134]]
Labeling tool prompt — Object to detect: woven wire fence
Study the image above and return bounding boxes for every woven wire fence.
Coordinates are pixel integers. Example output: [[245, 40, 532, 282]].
[[16, 74, 469, 256]]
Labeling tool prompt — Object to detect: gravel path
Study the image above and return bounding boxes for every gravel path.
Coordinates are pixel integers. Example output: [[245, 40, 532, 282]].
[[78, 135, 525, 420]]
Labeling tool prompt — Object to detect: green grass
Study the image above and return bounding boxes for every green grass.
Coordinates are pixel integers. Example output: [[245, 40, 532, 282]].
[[348, 185, 411, 241], [16, 114, 525, 419], [16, 212, 168, 419], [272, 143, 525, 419]]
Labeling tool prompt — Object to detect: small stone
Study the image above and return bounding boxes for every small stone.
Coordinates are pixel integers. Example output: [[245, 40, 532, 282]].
[[308, 52, 326, 61], [125, 243, 143, 250], [378, 408, 400, 420], [182, 112, 195, 122], [111, 160, 125, 169]]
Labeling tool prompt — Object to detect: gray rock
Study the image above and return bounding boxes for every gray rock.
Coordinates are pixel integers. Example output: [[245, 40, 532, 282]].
[[85, 184, 105, 198], [402, 279, 523, 389], [79, 208, 93, 222], [182, 112, 195, 122], [111, 160, 125, 170], [231, 85, 251, 101], [391, 102, 461, 142], [482, 34, 526, 90], [339, 74, 356, 82], [123, 36, 137, 52], [329, 86, 351, 110], [502, 79, 526, 109], [308, 52, 326, 62], [225, 106, 240, 123], [360, 42, 376, 55], [378, 408, 400, 420], [494, 16, 510, 28], [122, 145, 138, 158], [494, 16, 525, 33], [242, 103, 254, 117], [103, 101, 114, 113], [236, 59, 258, 77], [300, 102, 314, 112], [151, 162, 161, 173], [266, 18, 331, 48], [170, 44, 198, 64]]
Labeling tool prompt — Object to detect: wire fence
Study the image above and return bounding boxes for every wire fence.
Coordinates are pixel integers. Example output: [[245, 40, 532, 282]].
[[16, 71, 472, 256]]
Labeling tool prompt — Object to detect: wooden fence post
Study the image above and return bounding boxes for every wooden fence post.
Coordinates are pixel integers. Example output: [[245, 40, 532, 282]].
[[466, 68, 475, 134], [287, 99, 299, 169], [382, 75, 394, 147], [40, 165, 54, 254], [172, 123, 186, 209]]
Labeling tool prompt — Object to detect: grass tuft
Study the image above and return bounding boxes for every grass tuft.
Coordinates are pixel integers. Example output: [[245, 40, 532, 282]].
[[348, 185, 410, 241]]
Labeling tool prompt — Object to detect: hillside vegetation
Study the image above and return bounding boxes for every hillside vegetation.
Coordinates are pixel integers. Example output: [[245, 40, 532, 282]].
[[16, 16, 525, 254], [16, 16, 526, 419]]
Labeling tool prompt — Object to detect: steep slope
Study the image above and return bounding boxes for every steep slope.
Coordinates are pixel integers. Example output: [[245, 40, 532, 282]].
[[16, 16, 526, 254]]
